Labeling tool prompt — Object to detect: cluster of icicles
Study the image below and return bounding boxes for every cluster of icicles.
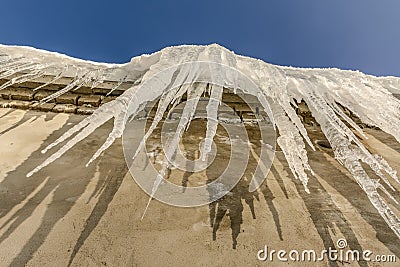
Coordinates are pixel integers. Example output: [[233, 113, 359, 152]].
[[1, 44, 400, 238]]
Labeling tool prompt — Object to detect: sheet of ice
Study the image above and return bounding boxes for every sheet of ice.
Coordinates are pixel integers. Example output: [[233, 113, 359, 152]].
[[1, 43, 399, 238]]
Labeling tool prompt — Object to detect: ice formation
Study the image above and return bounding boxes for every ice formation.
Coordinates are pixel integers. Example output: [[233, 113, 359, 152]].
[[0, 44, 400, 238]]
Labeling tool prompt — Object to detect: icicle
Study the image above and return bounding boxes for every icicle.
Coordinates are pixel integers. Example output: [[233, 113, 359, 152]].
[[319, 119, 400, 238], [328, 100, 367, 139], [0, 69, 45, 90], [40, 70, 93, 103], [131, 63, 199, 160], [378, 183, 399, 205], [142, 87, 205, 218], [185, 83, 208, 130], [278, 77, 315, 150], [89, 68, 107, 89], [41, 115, 91, 153], [202, 84, 223, 161], [106, 74, 127, 96], [324, 73, 400, 143], [271, 103, 312, 193], [141, 171, 164, 220], [27, 110, 114, 177], [165, 85, 205, 162], [33, 65, 69, 91], [301, 79, 400, 190], [353, 148, 400, 189], [0, 62, 39, 80], [86, 100, 146, 166], [132, 86, 181, 160], [72, 70, 103, 92]]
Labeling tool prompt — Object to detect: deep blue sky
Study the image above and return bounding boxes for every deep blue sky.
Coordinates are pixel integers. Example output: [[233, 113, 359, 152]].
[[1, 0, 399, 76]]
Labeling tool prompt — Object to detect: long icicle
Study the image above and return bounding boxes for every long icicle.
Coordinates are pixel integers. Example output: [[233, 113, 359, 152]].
[[141, 85, 205, 219]]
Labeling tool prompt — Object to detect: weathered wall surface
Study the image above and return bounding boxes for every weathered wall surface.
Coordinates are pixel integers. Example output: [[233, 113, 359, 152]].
[[0, 78, 125, 115], [1, 77, 399, 124], [0, 108, 399, 266]]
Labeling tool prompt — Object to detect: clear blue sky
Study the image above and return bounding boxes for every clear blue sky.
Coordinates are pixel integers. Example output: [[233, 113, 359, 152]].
[[1, 0, 399, 76]]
